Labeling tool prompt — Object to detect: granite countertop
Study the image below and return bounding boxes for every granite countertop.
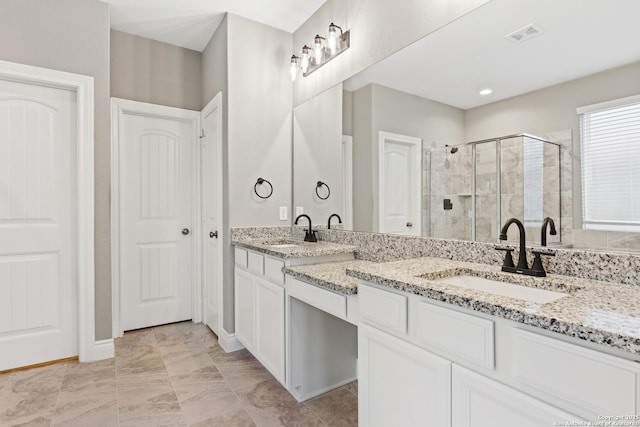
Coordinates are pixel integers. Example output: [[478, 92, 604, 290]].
[[285, 260, 374, 295], [346, 257, 640, 355], [234, 238, 357, 259]]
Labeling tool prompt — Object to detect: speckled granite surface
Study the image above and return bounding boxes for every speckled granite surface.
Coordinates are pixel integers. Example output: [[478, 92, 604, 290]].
[[316, 229, 640, 287], [234, 238, 357, 259], [285, 260, 374, 295], [346, 257, 640, 354]]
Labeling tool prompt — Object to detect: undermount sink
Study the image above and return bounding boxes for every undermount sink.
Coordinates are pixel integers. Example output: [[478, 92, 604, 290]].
[[262, 239, 303, 249], [434, 274, 568, 304]]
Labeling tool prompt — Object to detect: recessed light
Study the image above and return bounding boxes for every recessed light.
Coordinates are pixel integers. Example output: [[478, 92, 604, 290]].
[[479, 88, 493, 96]]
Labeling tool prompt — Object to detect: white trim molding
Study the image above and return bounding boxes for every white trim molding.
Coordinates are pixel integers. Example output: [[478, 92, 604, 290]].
[[92, 339, 115, 361], [219, 328, 245, 353], [0, 60, 96, 363], [110, 98, 201, 338]]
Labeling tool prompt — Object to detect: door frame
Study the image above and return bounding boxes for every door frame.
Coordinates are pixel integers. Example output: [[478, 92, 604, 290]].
[[110, 98, 202, 337], [377, 131, 422, 235], [342, 135, 353, 230], [0, 60, 96, 361], [201, 92, 224, 335]]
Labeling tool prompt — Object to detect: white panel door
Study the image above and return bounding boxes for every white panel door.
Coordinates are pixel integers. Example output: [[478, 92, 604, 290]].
[[0, 79, 78, 370], [202, 95, 222, 336], [119, 110, 195, 331], [378, 132, 422, 235], [359, 324, 451, 427]]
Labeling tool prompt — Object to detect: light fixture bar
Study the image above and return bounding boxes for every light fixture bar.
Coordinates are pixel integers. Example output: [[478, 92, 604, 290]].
[[289, 22, 350, 81], [303, 30, 350, 77]]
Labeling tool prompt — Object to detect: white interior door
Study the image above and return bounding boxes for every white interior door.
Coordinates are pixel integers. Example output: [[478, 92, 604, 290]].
[[378, 131, 422, 235], [118, 102, 197, 332], [0, 79, 78, 370], [202, 93, 223, 336]]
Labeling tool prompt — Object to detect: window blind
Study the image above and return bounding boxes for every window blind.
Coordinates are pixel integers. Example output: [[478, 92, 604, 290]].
[[579, 95, 640, 232]]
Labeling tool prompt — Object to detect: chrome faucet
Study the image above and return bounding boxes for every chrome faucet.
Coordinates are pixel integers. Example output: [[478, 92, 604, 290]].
[[295, 214, 317, 242], [328, 213, 342, 229], [498, 217, 555, 277], [540, 217, 557, 246]]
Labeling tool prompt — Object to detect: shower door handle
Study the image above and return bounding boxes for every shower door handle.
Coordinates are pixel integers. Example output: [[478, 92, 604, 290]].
[[406, 222, 413, 228]]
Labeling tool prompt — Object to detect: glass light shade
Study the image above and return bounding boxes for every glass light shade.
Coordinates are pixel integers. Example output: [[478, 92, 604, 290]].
[[301, 46, 310, 74], [327, 24, 339, 54], [290, 56, 298, 81], [314, 35, 324, 63]]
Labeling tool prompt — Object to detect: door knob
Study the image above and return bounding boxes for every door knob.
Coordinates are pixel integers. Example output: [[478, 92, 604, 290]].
[[181, 228, 190, 235], [406, 222, 413, 227], [209, 231, 218, 239]]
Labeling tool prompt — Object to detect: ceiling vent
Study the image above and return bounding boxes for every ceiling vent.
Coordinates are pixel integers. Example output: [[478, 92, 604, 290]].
[[505, 23, 544, 43]]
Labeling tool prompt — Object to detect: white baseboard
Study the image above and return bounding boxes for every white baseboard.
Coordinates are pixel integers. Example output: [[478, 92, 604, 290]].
[[219, 329, 244, 353], [92, 339, 115, 361]]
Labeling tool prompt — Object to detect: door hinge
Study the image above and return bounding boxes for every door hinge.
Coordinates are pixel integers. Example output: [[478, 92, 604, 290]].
[[199, 129, 206, 139]]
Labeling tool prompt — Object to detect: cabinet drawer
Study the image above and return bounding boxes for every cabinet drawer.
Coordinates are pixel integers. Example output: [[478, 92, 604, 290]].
[[409, 300, 494, 370], [359, 284, 407, 334], [512, 329, 638, 420], [264, 256, 285, 285], [287, 276, 347, 319], [247, 251, 264, 275], [234, 247, 248, 268]]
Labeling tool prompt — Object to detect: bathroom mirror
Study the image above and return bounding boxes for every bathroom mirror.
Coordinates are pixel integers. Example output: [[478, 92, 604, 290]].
[[292, 0, 640, 251], [293, 84, 344, 226]]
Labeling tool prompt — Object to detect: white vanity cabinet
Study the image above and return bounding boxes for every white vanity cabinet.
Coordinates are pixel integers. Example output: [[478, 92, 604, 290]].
[[234, 247, 285, 384], [452, 365, 581, 427], [358, 281, 639, 426], [359, 323, 451, 427]]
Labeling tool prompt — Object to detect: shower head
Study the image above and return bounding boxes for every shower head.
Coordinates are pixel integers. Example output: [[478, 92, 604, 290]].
[[445, 144, 459, 154]]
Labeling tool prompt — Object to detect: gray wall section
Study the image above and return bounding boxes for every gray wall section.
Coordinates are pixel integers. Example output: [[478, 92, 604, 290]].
[[201, 16, 234, 332], [292, 0, 490, 106], [0, 0, 112, 340], [110, 30, 202, 111], [352, 85, 374, 232]]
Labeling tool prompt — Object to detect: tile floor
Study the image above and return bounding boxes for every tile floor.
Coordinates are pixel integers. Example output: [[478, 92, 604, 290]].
[[0, 321, 358, 426]]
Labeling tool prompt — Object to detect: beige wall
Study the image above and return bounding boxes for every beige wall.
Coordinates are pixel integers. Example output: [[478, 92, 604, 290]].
[[110, 30, 202, 111], [292, 0, 490, 106], [0, 0, 112, 340]]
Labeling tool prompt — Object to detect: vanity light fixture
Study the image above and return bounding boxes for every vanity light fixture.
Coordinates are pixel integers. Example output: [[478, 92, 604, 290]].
[[479, 88, 493, 96], [290, 22, 350, 81]]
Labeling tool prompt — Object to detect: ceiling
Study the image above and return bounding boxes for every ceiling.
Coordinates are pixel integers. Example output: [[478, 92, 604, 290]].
[[104, 0, 326, 52], [344, 0, 640, 110]]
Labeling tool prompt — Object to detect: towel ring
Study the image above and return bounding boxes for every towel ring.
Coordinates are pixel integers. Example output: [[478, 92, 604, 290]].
[[254, 178, 273, 199], [316, 181, 330, 200]]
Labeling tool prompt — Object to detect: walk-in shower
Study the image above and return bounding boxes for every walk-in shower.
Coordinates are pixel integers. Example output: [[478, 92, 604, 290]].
[[426, 133, 561, 245]]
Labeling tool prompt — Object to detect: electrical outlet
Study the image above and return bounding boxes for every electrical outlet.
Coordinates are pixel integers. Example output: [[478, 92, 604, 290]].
[[279, 206, 288, 221], [296, 206, 304, 216]]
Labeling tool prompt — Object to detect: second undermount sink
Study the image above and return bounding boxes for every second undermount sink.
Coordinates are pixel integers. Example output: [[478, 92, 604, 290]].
[[270, 243, 301, 248], [263, 239, 304, 249], [434, 274, 568, 304]]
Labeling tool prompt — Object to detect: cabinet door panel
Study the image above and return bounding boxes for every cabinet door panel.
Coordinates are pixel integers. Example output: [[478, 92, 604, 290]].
[[359, 324, 450, 427], [234, 268, 255, 351], [452, 365, 583, 427], [255, 277, 285, 383]]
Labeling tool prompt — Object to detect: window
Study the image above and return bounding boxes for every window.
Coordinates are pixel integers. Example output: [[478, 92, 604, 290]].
[[578, 94, 640, 232]]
